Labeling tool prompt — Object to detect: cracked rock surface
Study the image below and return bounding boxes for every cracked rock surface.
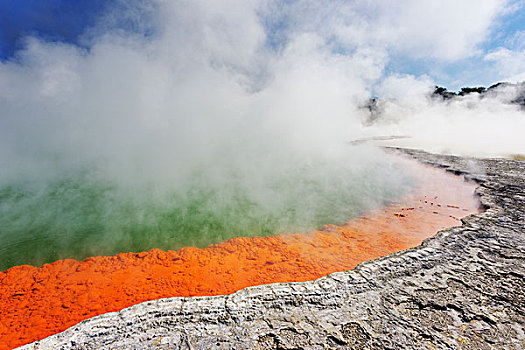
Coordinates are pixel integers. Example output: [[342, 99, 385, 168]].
[[20, 149, 525, 350]]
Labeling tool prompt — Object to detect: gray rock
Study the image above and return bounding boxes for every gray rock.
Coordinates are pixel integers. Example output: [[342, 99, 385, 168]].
[[20, 148, 525, 350]]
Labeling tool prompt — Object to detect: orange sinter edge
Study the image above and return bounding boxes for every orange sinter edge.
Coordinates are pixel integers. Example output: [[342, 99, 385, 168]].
[[0, 155, 482, 349]]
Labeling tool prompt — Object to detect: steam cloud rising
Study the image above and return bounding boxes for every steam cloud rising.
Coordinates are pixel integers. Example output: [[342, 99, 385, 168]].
[[0, 0, 523, 268]]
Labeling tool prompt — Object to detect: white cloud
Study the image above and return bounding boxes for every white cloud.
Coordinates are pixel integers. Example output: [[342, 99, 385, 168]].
[[505, 30, 525, 50], [485, 47, 525, 82], [273, 0, 508, 61]]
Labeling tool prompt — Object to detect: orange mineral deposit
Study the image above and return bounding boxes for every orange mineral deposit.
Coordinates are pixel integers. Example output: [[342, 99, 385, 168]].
[[0, 156, 481, 349]]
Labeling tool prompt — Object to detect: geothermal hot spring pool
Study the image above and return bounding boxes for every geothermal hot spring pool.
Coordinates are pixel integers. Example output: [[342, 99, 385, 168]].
[[0, 149, 482, 349]]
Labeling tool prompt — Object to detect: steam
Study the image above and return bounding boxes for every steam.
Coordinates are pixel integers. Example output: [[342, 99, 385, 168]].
[[0, 0, 523, 268], [1, 0, 521, 173], [365, 76, 525, 157]]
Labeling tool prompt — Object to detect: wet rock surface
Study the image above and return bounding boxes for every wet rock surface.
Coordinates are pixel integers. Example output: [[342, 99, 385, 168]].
[[21, 148, 525, 350]]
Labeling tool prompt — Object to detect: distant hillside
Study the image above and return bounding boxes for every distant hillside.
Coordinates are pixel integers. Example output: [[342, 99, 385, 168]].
[[362, 81, 525, 126], [432, 82, 525, 107]]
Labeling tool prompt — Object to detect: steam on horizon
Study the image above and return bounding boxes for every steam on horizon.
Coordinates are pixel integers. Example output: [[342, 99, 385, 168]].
[[0, 0, 523, 269]]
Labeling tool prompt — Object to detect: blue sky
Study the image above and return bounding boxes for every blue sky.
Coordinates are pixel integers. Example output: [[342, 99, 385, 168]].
[[386, 4, 525, 89], [0, 0, 524, 90], [0, 0, 110, 58]]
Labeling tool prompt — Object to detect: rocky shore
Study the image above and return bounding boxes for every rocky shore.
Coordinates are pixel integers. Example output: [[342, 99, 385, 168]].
[[20, 148, 524, 350]]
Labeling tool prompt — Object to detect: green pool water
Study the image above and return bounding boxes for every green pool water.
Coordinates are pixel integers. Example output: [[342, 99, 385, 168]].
[[0, 156, 412, 271]]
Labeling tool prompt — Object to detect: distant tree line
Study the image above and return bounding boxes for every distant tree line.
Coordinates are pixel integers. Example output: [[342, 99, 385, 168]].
[[361, 81, 524, 124], [432, 82, 525, 107]]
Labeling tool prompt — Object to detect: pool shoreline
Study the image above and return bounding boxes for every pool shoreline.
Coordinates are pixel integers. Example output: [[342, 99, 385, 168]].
[[17, 147, 524, 349], [2, 148, 490, 349]]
